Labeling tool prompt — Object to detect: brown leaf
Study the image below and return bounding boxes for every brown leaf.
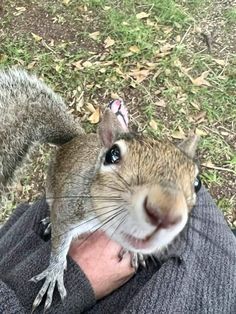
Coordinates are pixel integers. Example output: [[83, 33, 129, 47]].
[[86, 103, 96, 113], [129, 69, 150, 83], [73, 60, 83, 70], [88, 108, 100, 124], [104, 36, 115, 48], [89, 31, 100, 40], [190, 71, 211, 87], [136, 12, 150, 19]]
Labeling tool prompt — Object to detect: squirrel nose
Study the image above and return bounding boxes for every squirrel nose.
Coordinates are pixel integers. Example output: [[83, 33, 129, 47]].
[[143, 196, 181, 228]]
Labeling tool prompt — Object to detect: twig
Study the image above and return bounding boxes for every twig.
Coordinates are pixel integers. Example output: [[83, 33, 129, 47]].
[[179, 25, 192, 45], [201, 163, 236, 175]]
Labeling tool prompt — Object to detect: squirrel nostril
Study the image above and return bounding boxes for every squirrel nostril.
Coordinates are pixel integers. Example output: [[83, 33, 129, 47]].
[[144, 196, 181, 228], [144, 196, 161, 226]]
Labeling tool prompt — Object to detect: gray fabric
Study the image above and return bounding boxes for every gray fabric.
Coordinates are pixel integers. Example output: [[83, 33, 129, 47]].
[[0, 187, 236, 313]]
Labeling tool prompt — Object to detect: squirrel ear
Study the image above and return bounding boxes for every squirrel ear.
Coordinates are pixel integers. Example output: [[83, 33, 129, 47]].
[[178, 135, 199, 158], [98, 109, 125, 148]]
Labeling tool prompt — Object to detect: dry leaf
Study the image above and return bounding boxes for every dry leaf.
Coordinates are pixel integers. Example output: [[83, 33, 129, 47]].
[[76, 92, 84, 112], [213, 59, 227, 66], [190, 71, 211, 87], [87, 103, 96, 113], [104, 36, 115, 48], [190, 102, 200, 110], [149, 119, 158, 130], [195, 128, 208, 136], [111, 92, 120, 99], [31, 33, 42, 42], [104, 6, 111, 11], [73, 60, 83, 70], [129, 69, 150, 83], [201, 160, 215, 168], [82, 61, 93, 68], [136, 12, 150, 19], [27, 61, 36, 69], [14, 7, 26, 16], [160, 43, 175, 53], [89, 31, 100, 40], [155, 99, 166, 107], [129, 45, 140, 53], [62, 0, 70, 5], [171, 127, 185, 139], [88, 108, 100, 124]]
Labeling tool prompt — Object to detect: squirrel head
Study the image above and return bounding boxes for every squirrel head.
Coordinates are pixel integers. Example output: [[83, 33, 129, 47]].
[[91, 108, 200, 254]]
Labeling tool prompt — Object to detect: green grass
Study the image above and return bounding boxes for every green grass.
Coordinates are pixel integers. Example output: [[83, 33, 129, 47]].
[[0, 0, 235, 225]]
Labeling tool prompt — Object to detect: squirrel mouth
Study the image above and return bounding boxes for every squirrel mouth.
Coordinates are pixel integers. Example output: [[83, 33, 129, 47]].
[[122, 229, 157, 250]]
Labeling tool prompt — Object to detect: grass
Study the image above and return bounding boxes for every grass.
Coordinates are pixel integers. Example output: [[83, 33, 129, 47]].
[[0, 0, 235, 226]]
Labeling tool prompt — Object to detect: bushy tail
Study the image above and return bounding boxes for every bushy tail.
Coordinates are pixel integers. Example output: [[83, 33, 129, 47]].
[[0, 68, 83, 187]]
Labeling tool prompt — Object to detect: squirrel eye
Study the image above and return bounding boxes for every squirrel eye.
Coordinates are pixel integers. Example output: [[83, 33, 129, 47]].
[[194, 175, 201, 193], [104, 145, 121, 165]]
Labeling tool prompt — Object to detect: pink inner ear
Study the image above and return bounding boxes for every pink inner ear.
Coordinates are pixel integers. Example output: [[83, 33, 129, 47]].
[[108, 99, 129, 131]]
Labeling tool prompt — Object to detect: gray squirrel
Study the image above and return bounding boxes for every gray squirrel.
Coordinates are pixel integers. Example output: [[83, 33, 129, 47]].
[[0, 68, 201, 312]]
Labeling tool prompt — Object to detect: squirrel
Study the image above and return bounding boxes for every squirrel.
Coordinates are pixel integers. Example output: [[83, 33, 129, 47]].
[[0, 68, 202, 312]]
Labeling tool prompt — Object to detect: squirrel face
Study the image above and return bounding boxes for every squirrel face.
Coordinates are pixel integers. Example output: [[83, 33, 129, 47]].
[[91, 110, 200, 254]]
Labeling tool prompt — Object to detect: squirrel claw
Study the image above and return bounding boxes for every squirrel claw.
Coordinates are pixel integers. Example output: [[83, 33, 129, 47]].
[[31, 264, 66, 311], [118, 249, 146, 271]]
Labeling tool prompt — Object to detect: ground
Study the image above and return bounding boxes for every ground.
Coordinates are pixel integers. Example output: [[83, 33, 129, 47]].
[[0, 0, 235, 228]]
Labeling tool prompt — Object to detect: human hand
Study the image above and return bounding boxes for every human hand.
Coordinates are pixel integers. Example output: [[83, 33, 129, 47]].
[[69, 231, 135, 299]]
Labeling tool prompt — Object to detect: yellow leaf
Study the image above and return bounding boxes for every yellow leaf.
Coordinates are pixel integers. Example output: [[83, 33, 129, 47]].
[[103, 6, 111, 11], [89, 31, 100, 40], [31, 33, 42, 42], [190, 71, 211, 87], [86, 103, 96, 113], [136, 12, 150, 19], [62, 0, 70, 5], [149, 119, 158, 130], [129, 46, 140, 53], [104, 36, 115, 48], [88, 108, 100, 124]]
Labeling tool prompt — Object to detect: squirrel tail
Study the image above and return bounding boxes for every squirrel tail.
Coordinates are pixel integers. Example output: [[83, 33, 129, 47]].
[[0, 68, 84, 187]]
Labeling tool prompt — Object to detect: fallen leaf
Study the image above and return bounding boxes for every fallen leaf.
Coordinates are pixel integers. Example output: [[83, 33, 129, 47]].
[[89, 31, 100, 40], [149, 119, 158, 130], [73, 60, 83, 70], [104, 36, 115, 48], [190, 71, 211, 87], [27, 61, 36, 69], [14, 7, 26, 16], [82, 61, 93, 68], [201, 160, 215, 168], [88, 107, 100, 124], [195, 128, 208, 136], [31, 33, 42, 42], [171, 127, 185, 139], [104, 6, 111, 11], [62, 0, 70, 5], [136, 12, 150, 19], [213, 59, 227, 66], [129, 45, 140, 53], [76, 92, 84, 112], [111, 92, 120, 99], [129, 69, 150, 83], [155, 99, 166, 107], [190, 102, 200, 110], [87, 103, 96, 113], [160, 43, 175, 53]]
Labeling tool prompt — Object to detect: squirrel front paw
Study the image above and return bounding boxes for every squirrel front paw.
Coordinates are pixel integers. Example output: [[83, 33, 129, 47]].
[[118, 248, 146, 271], [30, 262, 67, 312]]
